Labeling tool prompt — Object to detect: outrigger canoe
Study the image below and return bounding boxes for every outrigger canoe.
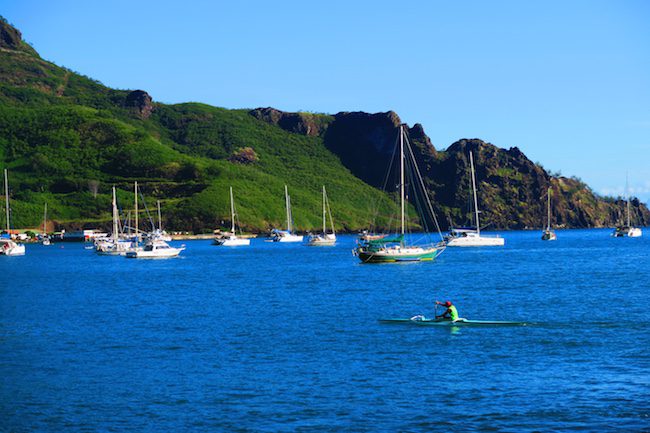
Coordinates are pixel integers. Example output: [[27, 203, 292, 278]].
[[379, 316, 526, 326]]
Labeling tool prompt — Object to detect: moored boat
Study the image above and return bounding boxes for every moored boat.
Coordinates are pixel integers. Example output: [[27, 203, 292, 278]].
[[353, 125, 445, 263], [541, 187, 557, 241], [612, 174, 643, 238], [271, 185, 303, 243], [445, 152, 504, 247], [214, 187, 250, 246], [307, 186, 336, 246], [125, 238, 185, 258], [1, 169, 25, 256]]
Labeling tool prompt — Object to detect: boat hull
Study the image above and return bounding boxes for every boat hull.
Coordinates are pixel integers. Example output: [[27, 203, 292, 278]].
[[307, 235, 336, 246], [0, 240, 25, 256], [273, 234, 303, 243], [541, 230, 557, 241], [445, 235, 505, 247], [379, 317, 526, 326], [612, 227, 643, 238], [356, 245, 444, 263], [213, 237, 250, 246], [125, 248, 183, 259]]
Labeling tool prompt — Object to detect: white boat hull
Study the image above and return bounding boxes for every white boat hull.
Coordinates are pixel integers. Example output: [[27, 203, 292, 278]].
[[125, 240, 185, 258], [273, 234, 303, 243], [307, 234, 336, 246], [629, 227, 643, 237], [612, 227, 643, 238], [446, 235, 504, 247], [214, 236, 250, 246], [0, 240, 25, 256], [126, 247, 184, 259]]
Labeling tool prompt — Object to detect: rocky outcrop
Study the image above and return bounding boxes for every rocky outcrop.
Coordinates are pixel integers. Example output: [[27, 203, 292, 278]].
[[249, 107, 326, 136], [125, 90, 154, 119], [321, 117, 650, 229], [0, 18, 22, 50]]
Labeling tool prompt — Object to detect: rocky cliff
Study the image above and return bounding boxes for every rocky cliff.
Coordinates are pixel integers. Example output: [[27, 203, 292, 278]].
[[250, 107, 650, 229]]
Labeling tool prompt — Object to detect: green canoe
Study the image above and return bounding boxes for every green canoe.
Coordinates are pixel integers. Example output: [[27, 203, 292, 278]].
[[379, 317, 527, 326]]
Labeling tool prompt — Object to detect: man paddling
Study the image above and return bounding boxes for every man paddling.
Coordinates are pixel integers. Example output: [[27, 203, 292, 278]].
[[435, 300, 459, 321]]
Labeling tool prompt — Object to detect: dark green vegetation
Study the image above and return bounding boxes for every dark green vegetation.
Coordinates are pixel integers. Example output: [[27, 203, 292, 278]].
[[1, 18, 648, 233]]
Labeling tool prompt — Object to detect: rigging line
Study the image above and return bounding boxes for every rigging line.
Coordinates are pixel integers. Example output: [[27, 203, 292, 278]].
[[137, 186, 156, 231], [404, 133, 444, 241], [369, 130, 400, 233]]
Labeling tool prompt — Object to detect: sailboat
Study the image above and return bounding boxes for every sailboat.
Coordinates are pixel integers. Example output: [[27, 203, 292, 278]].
[[214, 187, 250, 246], [95, 186, 132, 255], [126, 182, 185, 258], [307, 186, 336, 246], [541, 187, 557, 241], [1, 169, 26, 256], [612, 175, 642, 238], [271, 185, 303, 242], [353, 125, 446, 263], [41, 203, 51, 245], [445, 152, 505, 247], [145, 200, 172, 242]]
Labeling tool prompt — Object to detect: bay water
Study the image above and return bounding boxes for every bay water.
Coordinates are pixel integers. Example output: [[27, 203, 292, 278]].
[[1, 229, 648, 432]]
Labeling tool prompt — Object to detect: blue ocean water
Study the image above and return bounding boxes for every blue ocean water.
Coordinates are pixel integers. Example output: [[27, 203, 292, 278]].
[[1, 229, 649, 432]]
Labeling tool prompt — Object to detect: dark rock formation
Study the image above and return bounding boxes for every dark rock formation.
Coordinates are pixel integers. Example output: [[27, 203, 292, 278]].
[[0, 18, 22, 50], [319, 114, 650, 229], [229, 147, 258, 164], [322, 111, 405, 187], [125, 90, 154, 119], [249, 107, 327, 136]]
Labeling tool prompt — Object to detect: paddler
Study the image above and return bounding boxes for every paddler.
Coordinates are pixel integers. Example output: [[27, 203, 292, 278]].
[[435, 300, 458, 321]]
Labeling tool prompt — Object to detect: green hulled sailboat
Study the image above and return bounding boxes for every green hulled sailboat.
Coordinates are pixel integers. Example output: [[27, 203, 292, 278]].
[[354, 125, 445, 263]]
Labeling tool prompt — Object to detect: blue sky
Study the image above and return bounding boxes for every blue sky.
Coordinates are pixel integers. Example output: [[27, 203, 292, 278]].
[[4, 0, 650, 202]]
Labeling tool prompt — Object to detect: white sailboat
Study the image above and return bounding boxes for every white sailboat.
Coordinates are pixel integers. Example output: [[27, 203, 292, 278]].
[[445, 152, 504, 247], [0, 169, 26, 256], [126, 182, 185, 258], [95, 186, 132, 255], [353, 125, 446, 263], [612, 175, 642, 238], [541, 187, 557, 241], [307, 186, 336, 246], [271, 185, 303, 242], [145, 200, 173, 242], [214, 186, 250, 246], [41, 203, 51, 245]]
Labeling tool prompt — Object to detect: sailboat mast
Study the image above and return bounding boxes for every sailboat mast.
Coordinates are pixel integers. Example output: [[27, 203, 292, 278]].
[[469, 151, 480, 235], [322, 186, 326, 235], [134, 181, 139, 240], [4, 169, 9, 233], [547, 187, 551, 231], [43, 203, 47, 235], [112, 186, 119, 242], [230, 186, 236, 233], [400, 126, 405, 236], [626, 173, 630, 227], [156, 200, 162, 232], [285, 185, 291, 233]]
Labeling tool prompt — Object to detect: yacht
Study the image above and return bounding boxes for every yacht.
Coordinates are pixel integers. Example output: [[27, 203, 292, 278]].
[[445, 152, 504, 247], [213, 187, 250, 246], [271, 185, 303, 242], [1, 169, 25, 256], [307, 186, 336, 246]]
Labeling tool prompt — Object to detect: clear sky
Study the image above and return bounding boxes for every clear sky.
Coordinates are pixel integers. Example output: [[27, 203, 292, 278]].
[[4, 0, 650, 202]]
